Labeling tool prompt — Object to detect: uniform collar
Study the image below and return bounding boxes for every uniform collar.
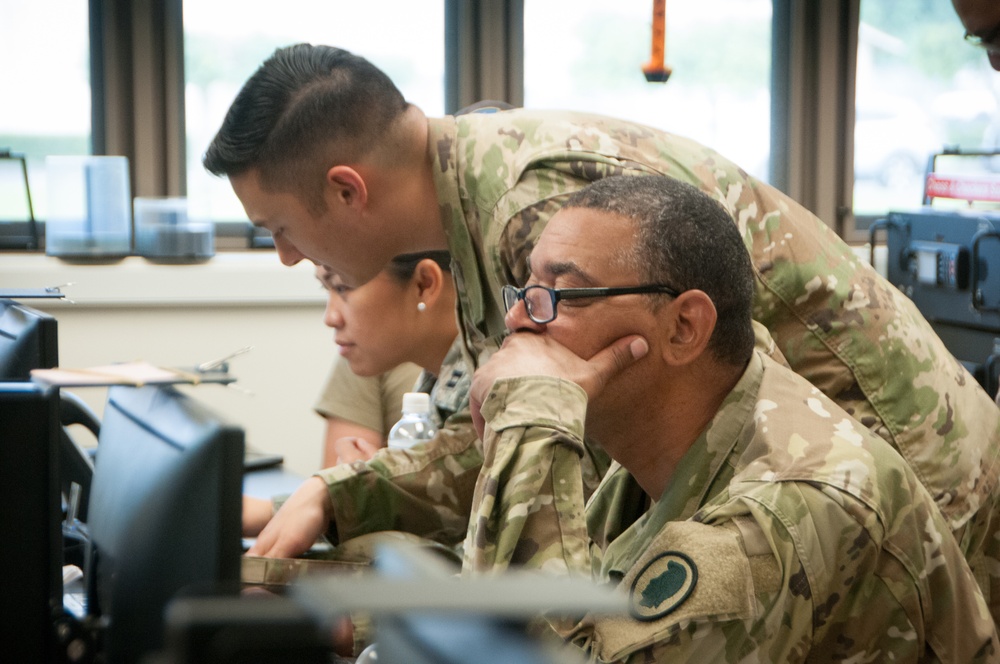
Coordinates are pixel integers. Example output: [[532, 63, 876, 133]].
[[599, 352, 765, 580]]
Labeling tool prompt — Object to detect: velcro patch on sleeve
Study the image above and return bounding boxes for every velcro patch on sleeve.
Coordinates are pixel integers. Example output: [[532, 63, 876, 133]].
[[629, 551, 699, 621], [593, 519, 777, 661]]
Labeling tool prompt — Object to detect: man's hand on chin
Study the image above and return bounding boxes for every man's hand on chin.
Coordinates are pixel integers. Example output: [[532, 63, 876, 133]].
[[470, 331, 648, 440]]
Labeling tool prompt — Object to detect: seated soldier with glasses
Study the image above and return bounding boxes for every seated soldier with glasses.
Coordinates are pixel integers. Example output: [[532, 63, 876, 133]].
[[466, 175, 998, 662]]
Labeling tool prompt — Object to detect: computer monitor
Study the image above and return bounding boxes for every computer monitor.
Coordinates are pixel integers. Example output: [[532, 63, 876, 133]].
[[0, 297, 100, 527], [85, 385, 244, 663], [0, 298, 58, 379], [0, 382, 64, 662]]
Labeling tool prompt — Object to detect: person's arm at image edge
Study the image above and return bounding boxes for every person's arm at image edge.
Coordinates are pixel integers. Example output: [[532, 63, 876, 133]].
[[246, 408, 482, 558], [242, 417, 382, 539]]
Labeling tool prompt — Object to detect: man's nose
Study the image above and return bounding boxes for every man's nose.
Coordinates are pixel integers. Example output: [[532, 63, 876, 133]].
[[274, 236, 305, 266], [504, 297, 545, 333]]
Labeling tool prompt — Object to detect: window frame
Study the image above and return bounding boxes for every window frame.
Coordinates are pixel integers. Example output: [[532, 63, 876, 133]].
[[771, 0, 860, 241], [1, 0, 876, 251]]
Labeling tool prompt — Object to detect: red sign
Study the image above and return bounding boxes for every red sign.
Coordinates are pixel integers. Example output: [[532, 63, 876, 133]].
[[925, 173, 1000, 203]]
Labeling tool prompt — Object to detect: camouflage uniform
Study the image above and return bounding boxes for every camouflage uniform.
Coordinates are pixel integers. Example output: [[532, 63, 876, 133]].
[[310, 109, 999, 619], [312, 338, 478, 546], [466, 351, 999, 662], [312, 340, 602, 656], [410, 339, 472, 429], [313, 328, 611, 548], [426, 109, 1000, 620]]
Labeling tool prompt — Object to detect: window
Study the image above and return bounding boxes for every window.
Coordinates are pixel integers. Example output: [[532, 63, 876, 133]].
[[854, 0, 999, 224], [14, 1, 991, 254], [183, 0, 446, 224], [523, 0, 773, 182], [0, 0, 90, 240]]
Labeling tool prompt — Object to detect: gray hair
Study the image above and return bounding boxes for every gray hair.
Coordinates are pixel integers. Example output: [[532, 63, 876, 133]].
[[562, 175, 755, 366]]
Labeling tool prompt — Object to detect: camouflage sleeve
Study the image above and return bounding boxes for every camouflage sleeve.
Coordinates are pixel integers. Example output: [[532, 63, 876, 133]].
[[313, 406, 482, 546], [464, 376, 592, 576], [562, 484, 996, 663]]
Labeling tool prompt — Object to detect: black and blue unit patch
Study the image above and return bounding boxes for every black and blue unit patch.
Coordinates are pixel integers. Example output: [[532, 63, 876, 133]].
[[629, 551, 698, 622]]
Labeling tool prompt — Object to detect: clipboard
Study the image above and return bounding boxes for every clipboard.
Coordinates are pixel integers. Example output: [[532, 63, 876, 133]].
[[31, 360, 236, 388]]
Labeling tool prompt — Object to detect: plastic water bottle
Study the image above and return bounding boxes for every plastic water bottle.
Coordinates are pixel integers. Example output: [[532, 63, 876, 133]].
[[387, 392, 438, 450]]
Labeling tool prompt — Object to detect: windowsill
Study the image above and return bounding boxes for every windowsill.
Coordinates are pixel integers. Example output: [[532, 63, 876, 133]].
[[0, 251, 324, 308], [0, 244, 887, 311]]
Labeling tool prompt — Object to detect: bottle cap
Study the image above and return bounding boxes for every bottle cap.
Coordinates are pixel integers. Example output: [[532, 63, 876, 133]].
[[401, 392, 432, 414]]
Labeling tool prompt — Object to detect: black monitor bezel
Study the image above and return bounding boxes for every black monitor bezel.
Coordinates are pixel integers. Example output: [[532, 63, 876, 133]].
[[85, 384, 244, 663], [0, 382, 64, 661], [0, 297, 58, 380]]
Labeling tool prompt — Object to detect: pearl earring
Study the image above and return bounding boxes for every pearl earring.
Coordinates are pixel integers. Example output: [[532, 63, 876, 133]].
[[417, 302, 427, 312]]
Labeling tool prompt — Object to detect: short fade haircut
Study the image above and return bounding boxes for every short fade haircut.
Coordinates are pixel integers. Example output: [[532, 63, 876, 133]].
[[202, 44, 409, 211], [562, 175, 755, 367]]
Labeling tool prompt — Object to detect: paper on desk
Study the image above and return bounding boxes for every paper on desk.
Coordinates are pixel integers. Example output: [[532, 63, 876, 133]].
[[241, 556, 369, 588], [30, 360, 236, 388]]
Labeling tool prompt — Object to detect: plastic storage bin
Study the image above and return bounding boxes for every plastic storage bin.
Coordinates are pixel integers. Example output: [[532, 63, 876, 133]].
[[45, 156, 131, 261], [134, 197, 214, 263]]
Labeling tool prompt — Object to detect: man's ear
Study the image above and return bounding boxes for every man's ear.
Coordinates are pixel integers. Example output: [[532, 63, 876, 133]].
[[325, 165, 368, 209], [661, 290, 716, 365], [413, 259, 445, 306]]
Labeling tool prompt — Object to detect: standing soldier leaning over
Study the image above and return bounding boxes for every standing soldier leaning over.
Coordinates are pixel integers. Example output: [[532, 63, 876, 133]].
[[467, 175, 997, 662], [203, 44, 1000, 628]]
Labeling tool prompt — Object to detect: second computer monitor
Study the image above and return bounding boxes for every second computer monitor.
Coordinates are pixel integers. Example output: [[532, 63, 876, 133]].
[[0, 298, 58, 379], [86, 384, 244, 663]]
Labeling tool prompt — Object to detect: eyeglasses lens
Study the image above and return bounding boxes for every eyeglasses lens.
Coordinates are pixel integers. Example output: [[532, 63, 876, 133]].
[[503, 285, 555, 323], [502, 285, 518, 312], [525, 287, 553, 323]]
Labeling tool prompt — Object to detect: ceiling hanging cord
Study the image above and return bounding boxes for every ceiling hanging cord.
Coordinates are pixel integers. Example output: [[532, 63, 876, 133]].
[[642, 0, 672, 83]]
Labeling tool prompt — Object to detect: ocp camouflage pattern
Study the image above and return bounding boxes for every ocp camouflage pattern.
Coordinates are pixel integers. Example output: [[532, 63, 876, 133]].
[[314, 336, 609, 547], [426, 109, 1000, 623], [315, 338, 481, 546], [466, 352, 999, 662], [311, 107, 1000, 632]]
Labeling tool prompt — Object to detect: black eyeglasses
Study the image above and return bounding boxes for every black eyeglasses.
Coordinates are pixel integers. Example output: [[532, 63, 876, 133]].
[[964, 26, 1000, 53], [502, 283, 681, 324]]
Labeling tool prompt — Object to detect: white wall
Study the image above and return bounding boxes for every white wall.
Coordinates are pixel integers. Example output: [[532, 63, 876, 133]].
[[3, 245, 886, 477], [2, 253, 333, 477]]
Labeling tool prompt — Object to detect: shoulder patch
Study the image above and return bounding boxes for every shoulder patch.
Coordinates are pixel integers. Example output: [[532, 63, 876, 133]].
[[593, 520, 771, 661], [629, 551, 698, 622]]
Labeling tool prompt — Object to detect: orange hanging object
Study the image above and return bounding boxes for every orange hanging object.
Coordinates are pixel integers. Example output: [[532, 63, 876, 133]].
[[642, 0, 672, 83]]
